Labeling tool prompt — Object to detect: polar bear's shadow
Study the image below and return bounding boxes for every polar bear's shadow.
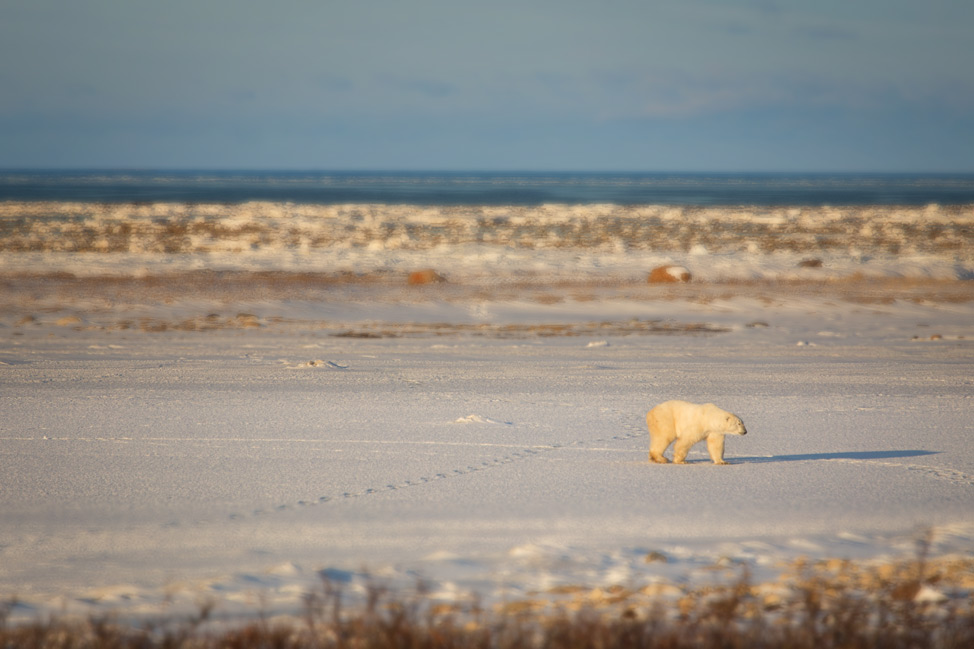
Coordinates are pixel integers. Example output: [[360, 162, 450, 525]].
[[737, 449, 939, 464]]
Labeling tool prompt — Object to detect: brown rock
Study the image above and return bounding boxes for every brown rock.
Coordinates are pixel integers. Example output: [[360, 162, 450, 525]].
[[55, 315, 83, 326], [407, 269, 446, 285], [648, 265, 691, 283]]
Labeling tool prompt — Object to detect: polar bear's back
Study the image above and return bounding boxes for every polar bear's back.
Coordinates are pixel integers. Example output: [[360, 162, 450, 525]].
[[648, 399, 712, 421], [647, 400, 743, 435], [647, 400, 725, 439]]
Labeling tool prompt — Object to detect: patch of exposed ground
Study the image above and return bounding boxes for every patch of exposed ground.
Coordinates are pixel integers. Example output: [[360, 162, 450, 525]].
[[2, 272, 971, 338]]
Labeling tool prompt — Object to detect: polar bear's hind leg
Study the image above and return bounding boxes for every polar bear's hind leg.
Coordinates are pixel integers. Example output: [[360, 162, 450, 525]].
[[648, 435, 672, 463], [647, 407, 674, 463], [649, 448, 671, 463]]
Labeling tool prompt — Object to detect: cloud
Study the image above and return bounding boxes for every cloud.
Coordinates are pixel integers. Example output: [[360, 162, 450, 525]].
[[586, 61, 974, 123], [396, 78, 457, 99], [791, 23, 858, 41], [319, 76, 356, 93], [371, 75, 459, 101], [586, 69, 789, 120], [640, 77, 760, 118]]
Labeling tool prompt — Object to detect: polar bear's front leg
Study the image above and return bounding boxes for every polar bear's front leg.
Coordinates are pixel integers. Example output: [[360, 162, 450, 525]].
[[672, 438, 695, 464], [706, 434, 727, 465]]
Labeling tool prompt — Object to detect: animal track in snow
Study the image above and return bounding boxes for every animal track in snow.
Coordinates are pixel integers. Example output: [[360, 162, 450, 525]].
[[229, 413, 648, 522], [829, 458, 974, 488], [906, 464, 974, 487], [290, 359, 349, 369]]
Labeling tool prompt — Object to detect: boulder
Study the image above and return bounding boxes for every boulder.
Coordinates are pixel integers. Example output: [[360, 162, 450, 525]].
[[407, 269, 446, 285], [648, 265, 692, 284]]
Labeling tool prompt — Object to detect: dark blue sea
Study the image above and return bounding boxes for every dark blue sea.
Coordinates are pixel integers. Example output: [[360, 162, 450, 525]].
[[1, 171, 973, 206]]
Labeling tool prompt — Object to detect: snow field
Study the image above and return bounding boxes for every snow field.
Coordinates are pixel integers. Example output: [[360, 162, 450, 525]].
[[2, 294, 973, 624]]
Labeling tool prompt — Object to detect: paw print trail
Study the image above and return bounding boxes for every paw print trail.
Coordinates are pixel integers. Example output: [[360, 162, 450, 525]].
[[229, 408, 648, 523]]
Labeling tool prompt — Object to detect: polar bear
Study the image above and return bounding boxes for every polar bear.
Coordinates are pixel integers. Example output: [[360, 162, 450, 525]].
[[647, 400, 747, 465]]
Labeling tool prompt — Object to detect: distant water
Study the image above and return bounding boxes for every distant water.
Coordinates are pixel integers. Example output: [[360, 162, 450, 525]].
[[1, 171, 973, 206]]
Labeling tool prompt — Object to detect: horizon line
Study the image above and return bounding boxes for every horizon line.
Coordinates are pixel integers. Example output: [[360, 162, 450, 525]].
[[3, 167, 974, 176]]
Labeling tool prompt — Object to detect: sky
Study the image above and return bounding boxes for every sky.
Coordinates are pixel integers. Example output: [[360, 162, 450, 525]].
[[1, 0, 973, 172]]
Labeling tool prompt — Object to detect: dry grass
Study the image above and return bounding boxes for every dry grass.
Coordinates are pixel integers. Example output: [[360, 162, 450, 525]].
[[329, 319, 729, 339], [3, 270, 971, 301], [3, 202, 972, 256], [3, 542, 973, 649]]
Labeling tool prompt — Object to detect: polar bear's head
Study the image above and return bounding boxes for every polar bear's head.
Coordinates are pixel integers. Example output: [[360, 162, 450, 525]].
[[724, 413, 747, 436], [708, 407, 747, 436]]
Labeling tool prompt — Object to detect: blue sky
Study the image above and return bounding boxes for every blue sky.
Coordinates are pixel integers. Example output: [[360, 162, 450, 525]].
[[2, 0, 972, 171]]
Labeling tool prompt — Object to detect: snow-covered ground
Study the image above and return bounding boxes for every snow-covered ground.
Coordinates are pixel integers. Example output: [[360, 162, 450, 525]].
[[2, 264, 973, 624], [2, 198, 973, 623]]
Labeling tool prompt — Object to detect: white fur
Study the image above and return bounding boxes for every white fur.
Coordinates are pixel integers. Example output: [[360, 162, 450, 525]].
[[647, 400, 747, 465]]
